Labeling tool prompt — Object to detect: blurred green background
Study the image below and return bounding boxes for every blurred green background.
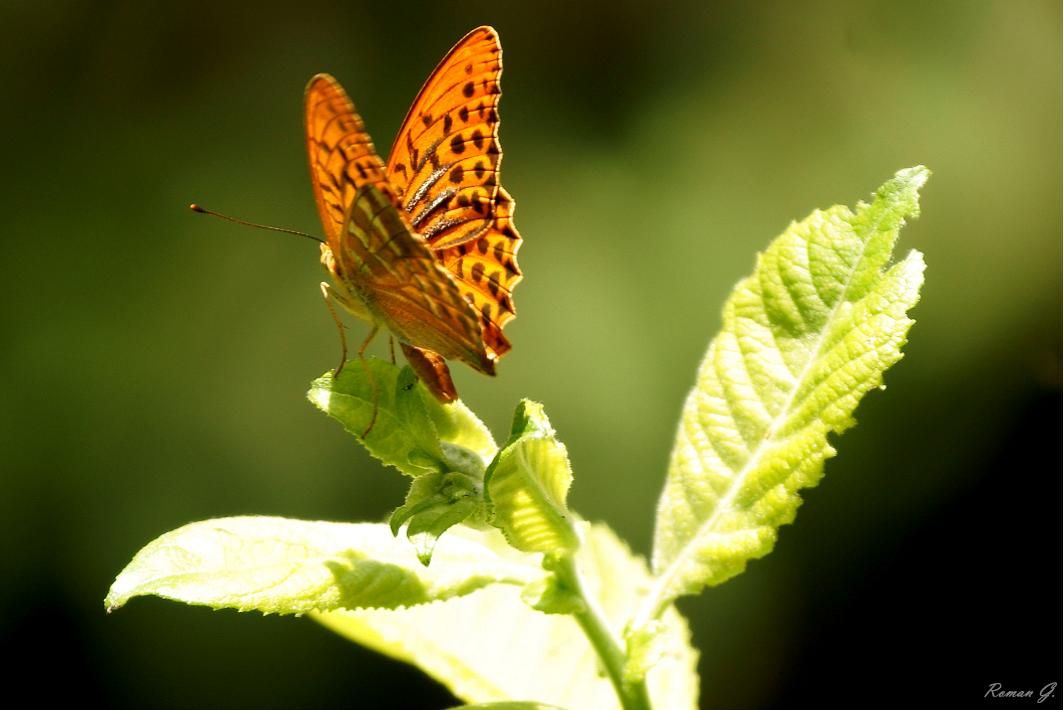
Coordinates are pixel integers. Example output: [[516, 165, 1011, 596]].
[[2, 1, 1059, 707]]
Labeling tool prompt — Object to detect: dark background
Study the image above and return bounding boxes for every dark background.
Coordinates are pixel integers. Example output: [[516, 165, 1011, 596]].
[[2, 1, 1060, 708]]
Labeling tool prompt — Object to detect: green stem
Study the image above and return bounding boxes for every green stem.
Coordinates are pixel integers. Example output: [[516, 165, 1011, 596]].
[[555, 555, 652, 710]]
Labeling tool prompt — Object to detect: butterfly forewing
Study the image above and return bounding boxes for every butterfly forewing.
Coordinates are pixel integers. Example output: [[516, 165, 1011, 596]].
[[305, 74, 388, 251], [385, 26, 523, 361], [434, 187, 520, 359], [386, 27, 505, 249]]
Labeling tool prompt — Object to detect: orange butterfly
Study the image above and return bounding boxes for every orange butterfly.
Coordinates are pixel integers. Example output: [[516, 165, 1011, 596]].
[[305, 26, 522, 405]]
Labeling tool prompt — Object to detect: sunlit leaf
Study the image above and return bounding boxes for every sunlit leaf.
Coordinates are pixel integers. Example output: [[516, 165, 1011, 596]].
[[315, 524, 698, 709], [106, 517, 539, 614], [308, 360, 497, 477], [484, 401, 578, 554], [639, 167, 928, 631]]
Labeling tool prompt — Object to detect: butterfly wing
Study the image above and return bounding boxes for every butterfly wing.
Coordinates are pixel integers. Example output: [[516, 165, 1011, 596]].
[[433, 186, 520, 360], [304, 37, 518, 399], [385, 26, 523, 362], [305, 73, 389, 255], [338, 182, 495, 378], [399, 342, 458, 403]]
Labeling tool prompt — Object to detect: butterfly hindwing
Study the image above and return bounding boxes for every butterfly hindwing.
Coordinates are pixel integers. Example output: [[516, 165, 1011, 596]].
[[399, 342, 459, 403], [340, 183, 494, 376]]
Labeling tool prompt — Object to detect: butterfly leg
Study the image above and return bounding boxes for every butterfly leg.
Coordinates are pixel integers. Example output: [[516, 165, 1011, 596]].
[[320, 282, 349, 376], [388, 336, 397, 365], [356, 324, 381, 437]]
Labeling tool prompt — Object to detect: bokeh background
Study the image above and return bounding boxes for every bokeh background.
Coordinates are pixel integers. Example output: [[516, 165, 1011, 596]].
[[2, 1, 1059, 707]]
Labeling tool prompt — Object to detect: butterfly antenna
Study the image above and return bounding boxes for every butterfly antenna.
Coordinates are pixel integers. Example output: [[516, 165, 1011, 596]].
[[189, 204, 324, 244]]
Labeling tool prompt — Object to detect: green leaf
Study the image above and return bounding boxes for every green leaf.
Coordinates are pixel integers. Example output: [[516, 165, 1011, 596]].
[[421, 384, 499, 469], [519, 574, 586, 615], [307, 359, 497, 478], [484, 401, 579, 555], [390, 471, 485, 565], [314, 523, 699, 710], [641, 167, 928, 626], [105, 517, 540, 614]]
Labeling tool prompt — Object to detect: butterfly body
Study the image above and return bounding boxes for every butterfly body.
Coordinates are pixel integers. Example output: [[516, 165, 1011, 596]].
[[305, 26, 521, 402]]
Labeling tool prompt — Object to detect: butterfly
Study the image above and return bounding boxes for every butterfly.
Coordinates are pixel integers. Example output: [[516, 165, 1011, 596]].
[[305, 26, 522, 407]]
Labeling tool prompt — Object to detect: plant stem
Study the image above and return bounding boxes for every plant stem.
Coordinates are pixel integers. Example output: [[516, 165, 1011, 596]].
[[555, 555, 652, 710]]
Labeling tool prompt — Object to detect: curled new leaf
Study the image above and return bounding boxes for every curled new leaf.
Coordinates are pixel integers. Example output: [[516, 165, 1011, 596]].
[[484, 401, 578, 555], [391, 471, 485, 564], [307, 360, 497, 477]]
